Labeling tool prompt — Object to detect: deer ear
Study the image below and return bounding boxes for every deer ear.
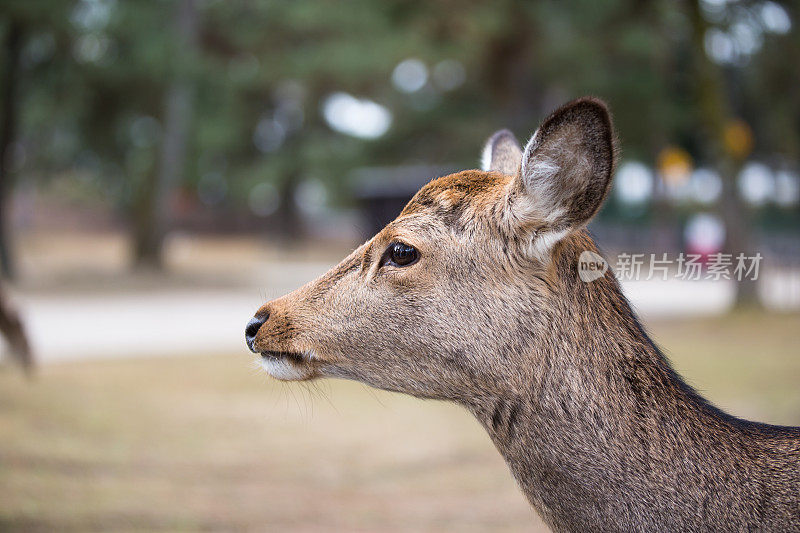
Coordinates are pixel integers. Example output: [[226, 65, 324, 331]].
[[481, 129, 522, 175], [509, 97, 614, 253]]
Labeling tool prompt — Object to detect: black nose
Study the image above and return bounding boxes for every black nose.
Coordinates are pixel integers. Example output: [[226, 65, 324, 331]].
[[245, 315, 267, 352]]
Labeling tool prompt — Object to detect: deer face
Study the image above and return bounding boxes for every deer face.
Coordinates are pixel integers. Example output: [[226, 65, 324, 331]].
[[245, 98, 614, 402]]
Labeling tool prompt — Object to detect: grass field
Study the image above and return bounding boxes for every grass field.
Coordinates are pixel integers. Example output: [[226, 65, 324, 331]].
[[1, 310, 799, 532]]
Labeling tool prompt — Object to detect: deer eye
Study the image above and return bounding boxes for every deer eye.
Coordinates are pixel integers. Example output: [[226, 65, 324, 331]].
[[385, 242, 419, 267]]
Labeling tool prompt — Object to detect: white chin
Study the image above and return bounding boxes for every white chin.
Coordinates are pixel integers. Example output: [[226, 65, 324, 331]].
[[257, 356, 311, 381]]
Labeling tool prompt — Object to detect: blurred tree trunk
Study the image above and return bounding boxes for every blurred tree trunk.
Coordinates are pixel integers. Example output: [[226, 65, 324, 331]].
[[484, 4, 539, 132], [274, 174, 301, 246], [133, 0, 198, 269], [780, 4, 800, 170], [648, 4, 679, 254], [686, 0, 758, 307], [0, 22, 22, 280]]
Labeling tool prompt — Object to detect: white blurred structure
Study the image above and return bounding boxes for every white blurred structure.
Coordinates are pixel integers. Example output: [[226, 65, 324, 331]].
[[322, 92, 392, 139], [5, 264, 798, 363]]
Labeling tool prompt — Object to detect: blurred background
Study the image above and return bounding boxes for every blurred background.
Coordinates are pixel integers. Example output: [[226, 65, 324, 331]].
[[0, 0, 798, 531]]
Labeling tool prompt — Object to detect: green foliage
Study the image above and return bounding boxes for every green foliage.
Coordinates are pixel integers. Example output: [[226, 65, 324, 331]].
[[1, 0, 797, 216]]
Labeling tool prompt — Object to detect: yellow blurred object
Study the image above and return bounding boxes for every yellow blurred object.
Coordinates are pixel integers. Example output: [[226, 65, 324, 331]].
[[657, 146, 693, 185], [723, 119, 754, 160]]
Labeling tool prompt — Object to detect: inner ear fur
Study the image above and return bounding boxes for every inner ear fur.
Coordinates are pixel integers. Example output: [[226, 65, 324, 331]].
[[517, 97, 616, 233]]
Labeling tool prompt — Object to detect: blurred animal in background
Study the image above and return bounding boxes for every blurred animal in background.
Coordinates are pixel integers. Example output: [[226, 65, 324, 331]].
[[0, 286, 33, 376], [245, 98, 799, 532]]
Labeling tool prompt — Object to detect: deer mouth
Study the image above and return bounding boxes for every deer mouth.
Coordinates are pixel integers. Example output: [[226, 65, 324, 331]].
[[257, 350, 315, 381], [260, 350, 305, 364]]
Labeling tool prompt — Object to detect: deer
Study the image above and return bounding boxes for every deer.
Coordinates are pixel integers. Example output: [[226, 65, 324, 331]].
[[244, 97, 800, 532], [0, 285, 33, 376]]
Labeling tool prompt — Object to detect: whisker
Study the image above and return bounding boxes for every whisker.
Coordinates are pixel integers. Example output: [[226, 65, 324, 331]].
[[311, 381, 339, 415]]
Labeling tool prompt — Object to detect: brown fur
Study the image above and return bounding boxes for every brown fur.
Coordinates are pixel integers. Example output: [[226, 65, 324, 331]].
[[0, 286, 33, 376], [246, 98, 800, 532]]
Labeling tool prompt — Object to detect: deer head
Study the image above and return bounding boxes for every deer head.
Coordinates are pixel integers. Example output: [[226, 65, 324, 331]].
[[245, 97, 614, 405], [244, 98, 800, 533]]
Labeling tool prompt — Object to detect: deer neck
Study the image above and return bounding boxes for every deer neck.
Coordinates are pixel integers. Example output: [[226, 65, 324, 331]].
[[466, 260, 799, 532]]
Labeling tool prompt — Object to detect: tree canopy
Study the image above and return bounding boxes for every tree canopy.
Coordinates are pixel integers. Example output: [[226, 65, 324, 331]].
[[1, 0, 797, 275]]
